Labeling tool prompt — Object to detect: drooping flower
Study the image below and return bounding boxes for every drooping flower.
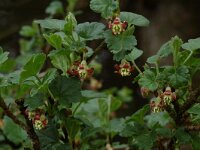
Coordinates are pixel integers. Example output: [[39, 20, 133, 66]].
[[25, 109, 48, 130], [67, 60, 94, 80], [33, 114, 48, 130], [150, 97, 164, 113], [114, 60, 134, 76], [161, 86, 176, 105], [108, 17, 128, 35]]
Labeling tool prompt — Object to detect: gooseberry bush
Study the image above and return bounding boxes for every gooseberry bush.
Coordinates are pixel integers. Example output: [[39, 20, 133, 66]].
[[1, 0, 200, 150]]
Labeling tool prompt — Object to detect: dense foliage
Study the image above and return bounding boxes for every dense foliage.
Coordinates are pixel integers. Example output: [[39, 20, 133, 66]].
[[0, 0, 200, 150]]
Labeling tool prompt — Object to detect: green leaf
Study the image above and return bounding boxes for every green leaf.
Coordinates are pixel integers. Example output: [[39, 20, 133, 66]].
[[98, 99, 108, 117], [182, 37, 200, 51], [19, 25, 36, 37], [104, 30, 137, 53], [35, 19, 66, 30], [42, 68, 57, 85], [133, 132, 155, 150], [109, 118, 124, 133], [90, 0, 118, 18], [157, 41, 172, 58], [120, 12, 150, 27], [188, 104, 200, 116], [138, 69, 158, 91], [81, 90, 107, 99], [113, 50, 130, 61], [120, 122, 146, 137], [163, 66, 190, 88], [81, 127, 102, 140], [111, 98, 122, 112], [129, 105, 149, 124], [65, 118, 81, 140], [175, 128, 191, 144], [76, 22, 105, 40], [144, 111, 172, 128], [24, 93, 44, 110], [37, 121, 62, 150], [0, 58, 16, 73], [64, 12, 77, 34], [49, 76, 81, 106], [116, 87, 133, 102], [44, 33, 62, 49], [48, 50, 71, 73], [125, 48, 143, 61], [146, 55, 159, 64], [20, 53, 46, 82], [192, 135, 200, 150], [45, 1, 64, 16], [2, 116, 27, 145], [0, 70, 21, 87], [0, 47, 9, 65], [156, 128, 173, 138]]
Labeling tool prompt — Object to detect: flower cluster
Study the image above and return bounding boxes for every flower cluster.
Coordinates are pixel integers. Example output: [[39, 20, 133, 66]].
[[67, 60, 94, 80], [114, 60, 134, 76], [25, 109, 48, 130], [150, 97, 164, 113], [150, 86, 176, 113], [108, 17, 128, 35]]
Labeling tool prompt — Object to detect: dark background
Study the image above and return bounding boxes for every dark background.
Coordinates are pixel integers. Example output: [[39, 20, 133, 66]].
[[0, 0, 200, 114]]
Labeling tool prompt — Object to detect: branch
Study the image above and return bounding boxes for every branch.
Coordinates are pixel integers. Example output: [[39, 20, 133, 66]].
[[0, 97, 41, 150], [180, 87, 200, 115], [185, 124, 200, 131], [171, 87, 200, 125], [0, 97, 27, 130], [16, 99, 41, 150], [87, 41, 105, 64]]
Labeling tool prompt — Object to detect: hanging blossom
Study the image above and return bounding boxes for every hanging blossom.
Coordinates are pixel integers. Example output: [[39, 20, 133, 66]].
[[160, 86, 176, 105], [108, 17, 128, 35], [114, 60, 134, 76], [149, 86, 177, 113], [67, 60, 94, 80], [150, 97, 164, 113], [25, 110, 48, 130]]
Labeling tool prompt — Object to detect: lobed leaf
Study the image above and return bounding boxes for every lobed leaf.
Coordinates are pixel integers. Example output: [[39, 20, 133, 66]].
[[125, 48, 143, 61], [138, 69, 158, 91], [104, 30, 137, 53], [20, 53, 46, 82], [0, 47, 9, 65], [120, 12, 150, 27], [49, 76, 81, 106], [44, 33, 62, 49], [90, 0, 118, 18], [35, 19, 66, 30], [182, 37, 200, 51], [76, 22, 105, 40]]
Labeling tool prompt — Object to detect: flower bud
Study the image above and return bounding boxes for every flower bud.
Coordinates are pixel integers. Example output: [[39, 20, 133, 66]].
[[140, 87, 150, 98]]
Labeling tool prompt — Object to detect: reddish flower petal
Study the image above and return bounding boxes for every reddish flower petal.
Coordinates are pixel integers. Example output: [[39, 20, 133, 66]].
[[114, 64, 120, 70]]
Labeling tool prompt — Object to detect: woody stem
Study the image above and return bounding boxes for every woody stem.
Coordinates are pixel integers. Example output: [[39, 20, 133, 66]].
[[132, 61, 142, 74], [87, 41, 105, 64]]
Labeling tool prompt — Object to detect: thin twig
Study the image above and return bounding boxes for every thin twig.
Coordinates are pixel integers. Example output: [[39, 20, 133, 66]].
[[16, 99, 41, 150], [0, 98, 27, 130], [180, 87, 200, 115], [0, 97, 41, 150], [87, 41, 105, 64]]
